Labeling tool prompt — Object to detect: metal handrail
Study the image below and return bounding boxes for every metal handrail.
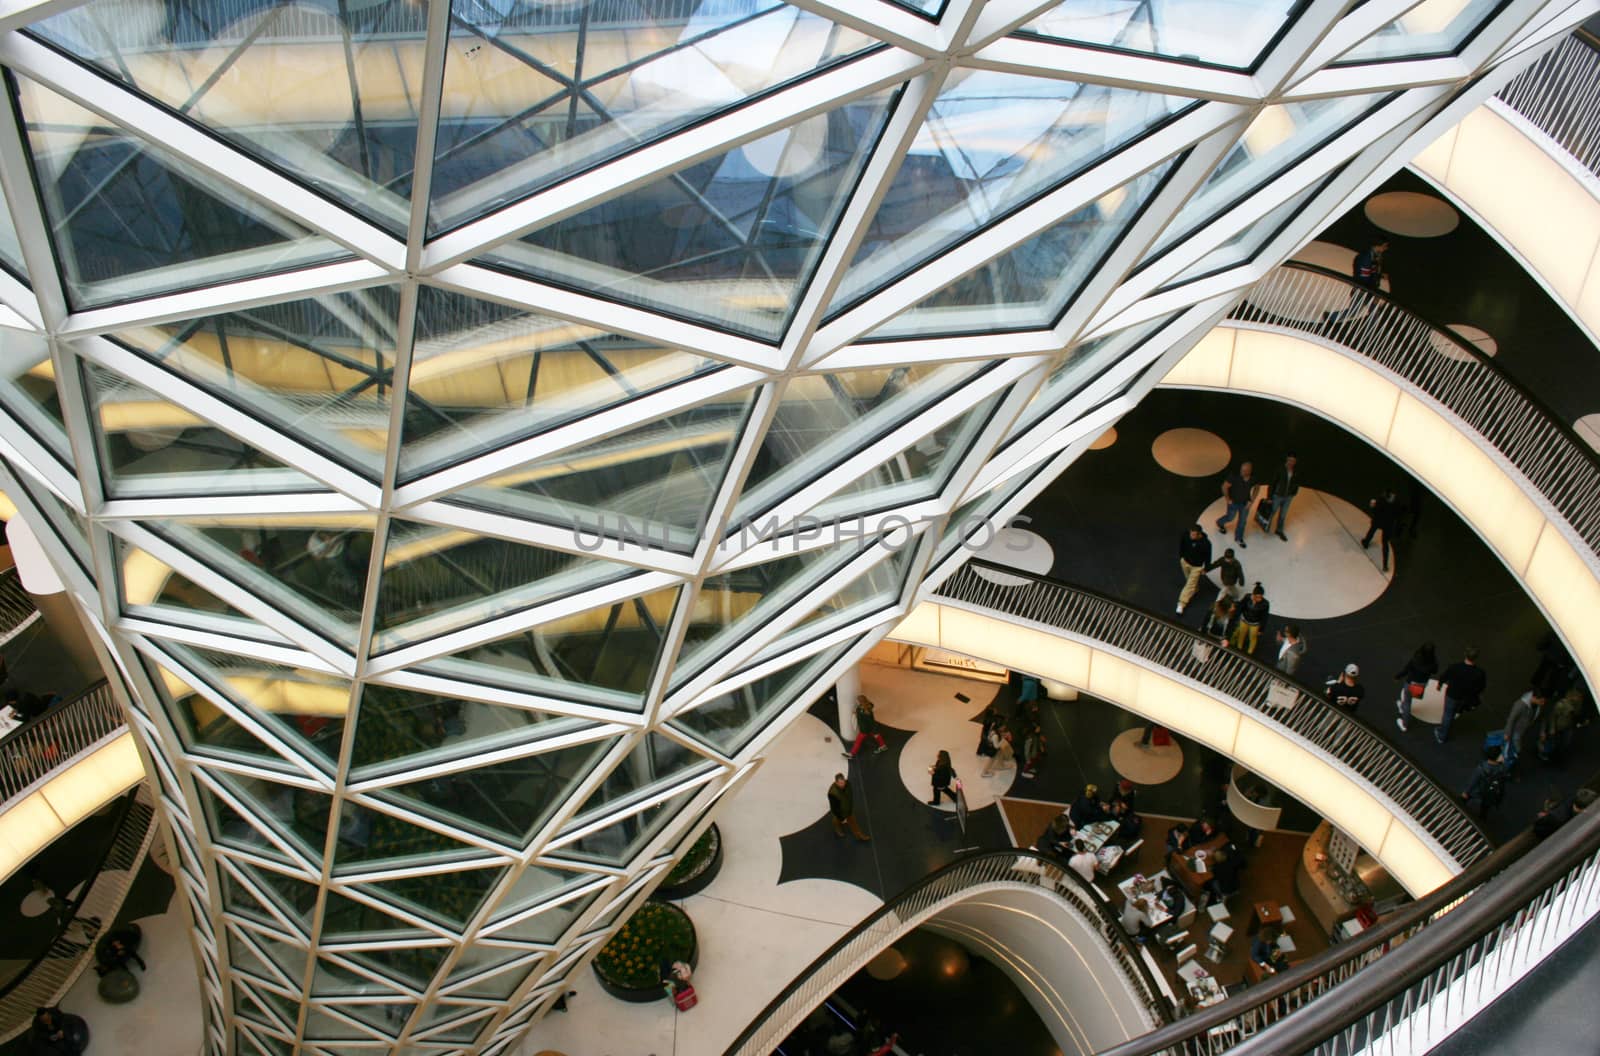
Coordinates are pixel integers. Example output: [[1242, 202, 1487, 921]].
[[933, 561, 1493, 870], [0, 567, 39, 647], [721, 849, 1173, 1056], [0, 679, 120, 803], [1231, 263, 1600, 556], [0, 784, 157, 1042], [1495, 32, 1600, 178]]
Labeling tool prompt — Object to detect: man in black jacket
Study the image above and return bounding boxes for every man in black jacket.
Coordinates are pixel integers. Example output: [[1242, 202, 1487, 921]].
[[1177, 524, 1212, 615], [1436, 647, 1488, 745], [1362, 489, 1400, 572], [1258, 455, 1301, 541]]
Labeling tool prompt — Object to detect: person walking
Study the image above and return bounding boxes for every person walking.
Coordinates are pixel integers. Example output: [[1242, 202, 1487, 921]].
[[1539, 688, 1583, 764], [1176, 523, 1212, 615], [1436, 647, 1488, 745], [1231, 583, 1271, 654], [1215, 461, 1257, 547], [827, 774, 870, 840], [1461, 746, 1507, 820], [1257, 456, 1301, 541], [842, 695, 888, 759], [976, 704, 1001, 757], [1394, 641, 1439, 733], [1205, 547, 1246, 602], [1020, 721, 1047, 779], [1201, 596, 1239, 645], [1324, 237, 1389, 324], [1325, 664, 1365, 712], [929, 750, 958, 806], [1274, 623, 1307, 676], [1502, 688, 1548, 778], [1362, 489, 1400, 572], [981, 722, 1015, 778]]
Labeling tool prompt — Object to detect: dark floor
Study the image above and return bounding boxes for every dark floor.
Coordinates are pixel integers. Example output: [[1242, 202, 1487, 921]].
[[1428, 911, 1600, 1056], [1322, 167, 1600, 432], [1024, 387, 1594, 844]]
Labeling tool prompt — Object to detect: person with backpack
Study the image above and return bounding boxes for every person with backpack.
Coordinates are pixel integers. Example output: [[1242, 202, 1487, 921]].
[[1462, 745, 1508, 820], [841, 695, 888, 759], [1538, 688, 1583, 763]]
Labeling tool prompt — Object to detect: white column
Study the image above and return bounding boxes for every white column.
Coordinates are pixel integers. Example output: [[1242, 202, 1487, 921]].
[[835, 665, 861, 741]]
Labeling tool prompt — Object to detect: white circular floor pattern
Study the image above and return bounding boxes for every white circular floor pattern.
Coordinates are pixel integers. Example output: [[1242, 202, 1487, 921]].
[[1430, 323, 1498, 362], [1364, 191, 1460, 238], [1246, 241, 1392, 323], [1152, 427, 1231, 477], [1198, 489, 1393, 620], [861, 664, 1016, 813], [1575, 413, 1600, 453], [971, 527, 1054, 587]]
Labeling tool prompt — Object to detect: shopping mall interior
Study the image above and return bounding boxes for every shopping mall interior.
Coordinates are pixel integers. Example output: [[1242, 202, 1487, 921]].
[[0, 1, 1598, 1055]]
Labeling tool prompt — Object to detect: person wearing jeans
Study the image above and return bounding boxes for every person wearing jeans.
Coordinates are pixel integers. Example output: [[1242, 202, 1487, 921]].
[[1258, 455, 1301, 541], [1436, 647, 1488, 744], [1215, 461, 1256, 546]]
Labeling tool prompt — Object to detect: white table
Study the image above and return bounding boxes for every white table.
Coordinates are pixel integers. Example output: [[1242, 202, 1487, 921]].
[[1188, 974, 1228, 1008], [1078, 820, 1119, 853], [1118, 872, 1174, 928], [0, 705, 21, 736]]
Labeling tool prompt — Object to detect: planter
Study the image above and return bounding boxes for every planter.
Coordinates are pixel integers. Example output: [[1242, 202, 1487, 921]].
[[591, 900, 699, 1003], [656, 824, 723, 900]]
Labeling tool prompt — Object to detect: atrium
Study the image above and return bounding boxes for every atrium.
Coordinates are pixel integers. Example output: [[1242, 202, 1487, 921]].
[[0, 0, 1595, 1054]]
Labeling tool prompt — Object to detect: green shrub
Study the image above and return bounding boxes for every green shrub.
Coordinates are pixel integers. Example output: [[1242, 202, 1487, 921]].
[[592, 901, 695, 990]]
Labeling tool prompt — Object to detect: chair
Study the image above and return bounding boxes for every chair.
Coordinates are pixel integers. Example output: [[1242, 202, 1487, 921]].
[[1117, 838, 1144, 869], [1177, 898, 1198, 929], [1207, 922, 1233, 962], [1175, 943, 1199, 965], [1207, 901, 1230, 923], [1158, 924, 1187, 949], [1176, 958, 1208, 982], [1277, 933, 1298, 954], [1279, 905, 1296, 925]]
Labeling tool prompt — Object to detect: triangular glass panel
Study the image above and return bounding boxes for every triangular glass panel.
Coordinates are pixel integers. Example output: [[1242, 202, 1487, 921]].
[[672, 641, 850, 754], [146, 513, 377, 645], [399, 287, 724, 482], [1007, 316, 1172, 441], [1015, 0, 1299, 71], [449, 393, 750, 554], [0, 183, 26, 280], [303, 1007, 390, 1045], [33, 0, 428, 233], [197, 781, 303, 870], [0, 327, 67, 462], [803, 392, 1007, 518], [234, 982, 293, 1036], [372, 517, 637, 653], [1335, 0, 1501, 64], [479, 86, 899, 340], [482, 865, 597, 943], [349, 682, 586, 779], [14, 75, 349, 309], [569, 732, 714, 822], [550, 783, 701, 866], [443, 944, 541, 995], [321, 889, 436, 940], [376, 736, 619, 847], [1156, 178, 1326, 290], [1156, 93, 1388, 252], [331, 799, 485, 873], [731, 363, 988, 521], [828, 74, 1190, 315], [343, 944, 450, 990], [202, 769, 334, 869], [315, 993, 417, 1039], [236, 1026, 293, 1056], [415, 1008, 492, 1044], [220, 869, 283, 931], [776, 545, 911, 647], [312, 955, 408, 999], [82, 361, 319, 499], [163, 643, 349, 772], [429, 0, 878, 233], [237, 979, 301, 1035], [106, 288, 404, 478], [866, 159, 1176, 338], [673, 541, 867, 685], [117, 538, 286, 642], [417, 586, 680, 708], [153, 658, 310, 777], [229, 925, 308, 992], [353, 863, 507, 931], [236, 860, 322, 932]]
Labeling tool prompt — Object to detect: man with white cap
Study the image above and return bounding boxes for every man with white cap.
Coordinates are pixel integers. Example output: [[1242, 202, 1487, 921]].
[[1325, 664, 1365, 712]]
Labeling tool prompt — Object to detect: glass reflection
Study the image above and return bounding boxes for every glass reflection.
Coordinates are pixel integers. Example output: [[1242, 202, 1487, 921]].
[[350, 682, 582, 778], [866, 160, 1174, 337], [830, 73, 1188, 314], [482, 866, 597, 944], [400, 287, 721, 481], [481, 88, 897, 339], [552, 783, 700, 865], [331, 799, 482, 871], [569, 732, 710, 821], [1155, 180, 1323, 288], [15, 75, 347, 308], [358, 864, 506, 929], [733, 363, 987, 519], [430, 0, 875, 232], [672, 642, 848, 753], [0, 328, 65, 461], [1337, 0, 1499, 63], [774, 545, 910, 649], [1017, 0, 1301, 70], [32, 0, 428, 231], [108, 289, 403, 476]]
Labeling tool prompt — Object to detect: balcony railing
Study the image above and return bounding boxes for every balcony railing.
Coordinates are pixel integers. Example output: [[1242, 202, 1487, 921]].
[[1495, 31, 1600, 178], [0, 784, 158, 1042], [0, 679, 121, 804], [0, 567, 39, 647], [1232, 263, 1600, 557], [933, 561, 1493, 871], [721, 849, 1172, 1056]]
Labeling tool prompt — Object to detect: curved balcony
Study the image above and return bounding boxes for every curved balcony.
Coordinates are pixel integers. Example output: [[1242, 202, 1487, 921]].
[[892, 562, 1487, 895], [722, 849, 1172, 1056], [0, 680, 142, 883], [1166, 262, 1600, 694], [1412, 32, 1600, 345]]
